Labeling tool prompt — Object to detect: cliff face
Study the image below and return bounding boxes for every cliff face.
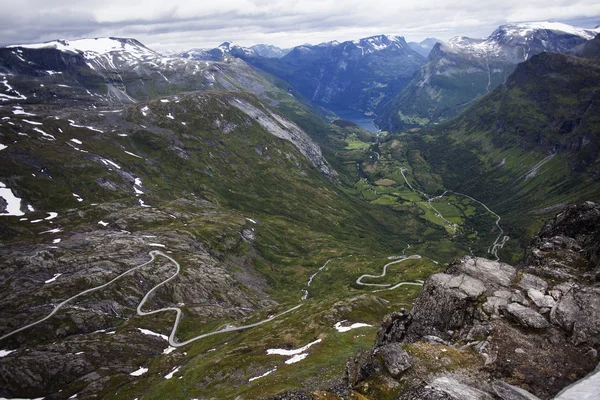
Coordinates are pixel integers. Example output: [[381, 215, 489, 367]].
[[348, 202, 600, 399]]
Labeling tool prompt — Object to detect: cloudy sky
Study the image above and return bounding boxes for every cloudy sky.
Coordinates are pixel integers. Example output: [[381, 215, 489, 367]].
[[1, 0, 598, 52]]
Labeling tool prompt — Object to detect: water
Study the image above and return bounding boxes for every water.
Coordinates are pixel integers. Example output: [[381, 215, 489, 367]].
[[321, 105, 379, 133]]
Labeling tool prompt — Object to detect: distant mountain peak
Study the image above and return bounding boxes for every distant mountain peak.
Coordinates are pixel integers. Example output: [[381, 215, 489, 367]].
[[8, 37, 158, 57], [497, 21, 600, 39]]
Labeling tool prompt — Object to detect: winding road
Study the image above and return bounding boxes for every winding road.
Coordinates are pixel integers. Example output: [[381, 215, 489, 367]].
[[1, 251, 302, 346], [399, 167, 508, 261], [356, 255, 422, 287]]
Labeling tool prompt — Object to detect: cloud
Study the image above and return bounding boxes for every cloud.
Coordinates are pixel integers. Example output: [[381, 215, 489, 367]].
[[1, 0, 598, 51]]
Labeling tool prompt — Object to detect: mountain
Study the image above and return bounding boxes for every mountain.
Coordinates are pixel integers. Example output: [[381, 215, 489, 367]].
[[0, 36, 473, 399], [571, 32, 600, 58], [377, 22, 600, 131], [393, 49, 600, 260], [249, 44, 291, 58], [407, 37, 439, 57], [2, 31, 600, 400], [182, 34, 427, 115]]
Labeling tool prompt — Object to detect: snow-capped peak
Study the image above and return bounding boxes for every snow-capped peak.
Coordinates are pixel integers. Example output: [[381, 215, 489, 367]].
[[498, 21, 600, 40], [9, 37, 159, 57], [351, 34, 406, 53], [442, 21, 598, 61]]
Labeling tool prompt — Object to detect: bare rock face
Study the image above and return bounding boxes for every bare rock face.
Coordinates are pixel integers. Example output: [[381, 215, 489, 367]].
[[523, 201, 600, 281], [402, 273, 486, 343], [550, 286, 600, 345], [349, 203, 600, 400]]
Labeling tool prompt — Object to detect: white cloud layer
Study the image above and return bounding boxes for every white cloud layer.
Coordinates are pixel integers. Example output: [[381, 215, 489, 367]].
[[1, 1, 598, 51]]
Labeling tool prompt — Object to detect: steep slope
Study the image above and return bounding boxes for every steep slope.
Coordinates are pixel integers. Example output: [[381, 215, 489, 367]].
[[378, 22, 599, 131], [571, 33, 600, 59], [397, 51, 600, 261], [0, 37, 471, 399]]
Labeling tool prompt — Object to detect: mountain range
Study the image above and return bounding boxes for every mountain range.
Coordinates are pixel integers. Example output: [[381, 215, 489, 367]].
[[180, 34, 427, 114], [376, 22, 600, 130], [0, 22, 599, 400]]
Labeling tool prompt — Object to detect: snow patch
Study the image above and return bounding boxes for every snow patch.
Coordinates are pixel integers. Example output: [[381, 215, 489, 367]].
[[39, 228, 62, 234], [0, 144, 6, 151], [130, 367, 148, 377], [266, 338, 321, 364], [124, 151, 143, 159], [70, 138, 83, 145], [98, 220, 109, 226], [164, 366, 180, 379], [0, 181, 25, 216], [139, 198, 151, 208], [148, 243, 166, 248], [334, 321, 372, 333], [45, 273, 62, 284], [23, 119, 43, 126], [12, 107, 36, 116], [52, 238, 62, 244], [33, 127, 56, 140], [249, 368, 277, 382], [137, 328, 168, 341], [101, 159, 121, 169], [0, 349, 16, 357], [163, 346, 176, 355]]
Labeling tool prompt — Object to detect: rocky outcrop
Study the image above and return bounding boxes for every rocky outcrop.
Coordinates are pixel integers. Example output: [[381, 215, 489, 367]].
[[349, 202, 600, 399], [230, 97, 337, 179]]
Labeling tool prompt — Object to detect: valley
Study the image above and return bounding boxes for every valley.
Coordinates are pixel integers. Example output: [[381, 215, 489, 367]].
[[0, 21, 599, 400]]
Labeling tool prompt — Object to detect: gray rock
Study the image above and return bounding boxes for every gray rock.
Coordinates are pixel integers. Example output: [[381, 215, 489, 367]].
[[483, 296, 509, 316], [527, 289, 556, 308], [396, 376, 495, 399], [550, 287, 600, 345], [493, 381, 541, 400], [554, 362, 600, 399], [494, 290, 513, 299], [504, 303, 550, 329], [510, 291, 530, 306], [448, 256, 516, 288], [518, 274, 548, 293], [374, 310, 411, 348], [403, 273, 486, 342], [378, 343, 413, 376], [427, 377, 494, 400]]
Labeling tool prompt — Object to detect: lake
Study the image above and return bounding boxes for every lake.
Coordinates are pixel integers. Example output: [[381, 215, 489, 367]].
[[320, 105, 380, 133]]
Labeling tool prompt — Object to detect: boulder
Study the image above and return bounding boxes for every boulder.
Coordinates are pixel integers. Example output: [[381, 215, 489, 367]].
[[553, 362, 600, 400], [550, 287, 600, 345], [518, 274, 548, 293], [503, 303, 550, 329], [492, 381, 541, 400], [403, 273, 486, 342], [378, 343, 412, 376], [483, 296, 508, 316], [527, 289, 556, 308], [396, 376, 494, 400], [448, 256, 516, 289]]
